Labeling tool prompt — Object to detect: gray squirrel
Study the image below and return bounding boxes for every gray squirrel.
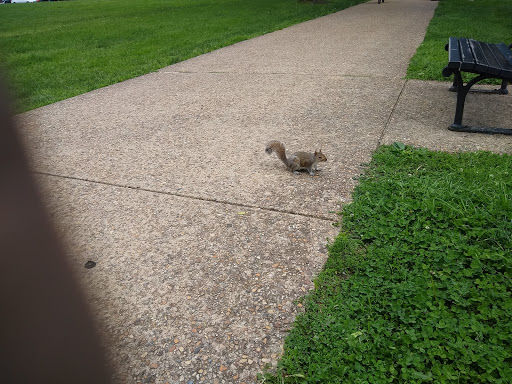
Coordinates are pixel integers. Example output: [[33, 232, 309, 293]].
[[265, 140, 327, 176]]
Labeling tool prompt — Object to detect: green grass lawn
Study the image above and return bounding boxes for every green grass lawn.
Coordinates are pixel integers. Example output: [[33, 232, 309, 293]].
[[407, 0, 512, 81], [0, 0, 366, 113], [261, 145, 512, 383]]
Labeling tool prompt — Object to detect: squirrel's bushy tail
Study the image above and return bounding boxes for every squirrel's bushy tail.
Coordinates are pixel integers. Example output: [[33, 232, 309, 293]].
[[265, 140, 288, 166]]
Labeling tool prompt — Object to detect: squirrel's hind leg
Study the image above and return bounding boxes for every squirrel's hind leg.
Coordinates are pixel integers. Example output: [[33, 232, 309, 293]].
[[288, 155, 302, 174]]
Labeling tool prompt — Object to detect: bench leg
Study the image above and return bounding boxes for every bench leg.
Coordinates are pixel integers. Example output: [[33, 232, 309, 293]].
[[449, 77, 458, 93], [449, 72, 512, 135], [498, 79, 509, 95], [449, 72, 469, 129]]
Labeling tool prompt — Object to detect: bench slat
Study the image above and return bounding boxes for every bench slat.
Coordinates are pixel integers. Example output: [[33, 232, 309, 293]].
[[479, 42, 503, 76], [469, 39, 490, 74], [490, 44, 512, 79], [496, 43, 512, 79], [459, 38, 475, 71], [447, 36, 462, 69], [497, 43, 512, 62]]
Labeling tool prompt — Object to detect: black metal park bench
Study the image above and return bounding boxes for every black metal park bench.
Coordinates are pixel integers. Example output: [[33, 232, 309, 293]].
[[442, 37, 512, 135]]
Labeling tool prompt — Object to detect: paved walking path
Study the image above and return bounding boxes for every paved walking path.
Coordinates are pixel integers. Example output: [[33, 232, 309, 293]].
[[17, 0, 512, 383]]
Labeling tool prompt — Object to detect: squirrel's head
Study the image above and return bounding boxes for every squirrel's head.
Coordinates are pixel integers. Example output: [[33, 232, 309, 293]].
[[315, 150, 327, 162]]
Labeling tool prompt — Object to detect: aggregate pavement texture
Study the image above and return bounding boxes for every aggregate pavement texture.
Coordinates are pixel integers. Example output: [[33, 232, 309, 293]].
[[14, 0, 512, 383]]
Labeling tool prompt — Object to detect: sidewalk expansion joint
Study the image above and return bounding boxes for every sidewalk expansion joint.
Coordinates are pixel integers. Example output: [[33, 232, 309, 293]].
[[34, 171, 337, 223], [159, 69, 375, 79], [377, 78, 408, 149]]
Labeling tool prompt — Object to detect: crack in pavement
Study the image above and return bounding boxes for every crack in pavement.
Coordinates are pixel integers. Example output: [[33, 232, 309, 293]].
[[34, 171, 337, 223]]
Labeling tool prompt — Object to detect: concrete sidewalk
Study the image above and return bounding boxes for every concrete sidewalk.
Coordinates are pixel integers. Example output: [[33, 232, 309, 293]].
[[16, 0, 512, 383]]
